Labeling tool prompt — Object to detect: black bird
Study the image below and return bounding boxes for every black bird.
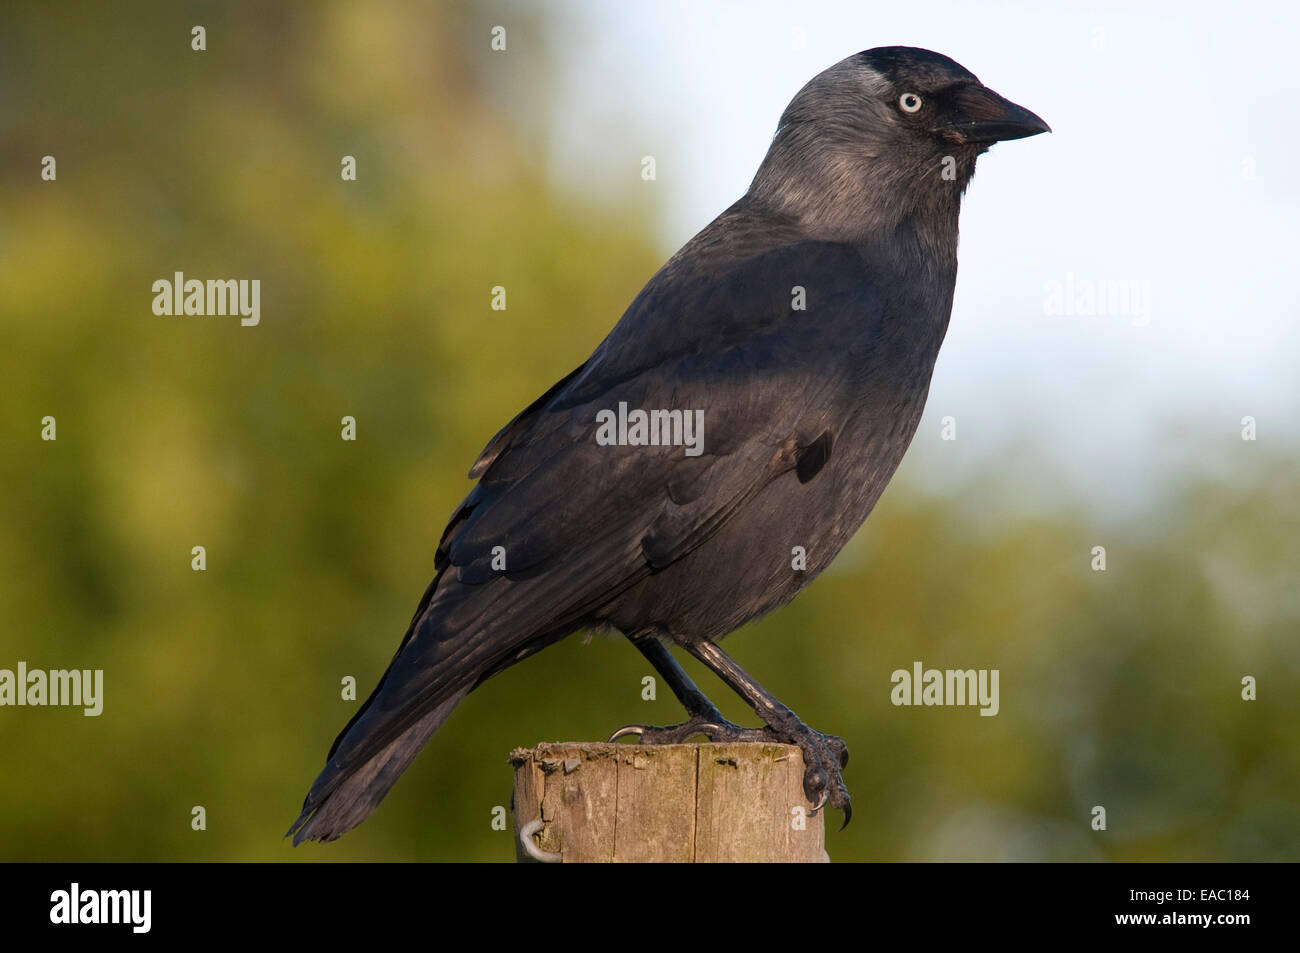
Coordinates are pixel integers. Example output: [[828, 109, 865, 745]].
[[289, 46, 1048, 843]]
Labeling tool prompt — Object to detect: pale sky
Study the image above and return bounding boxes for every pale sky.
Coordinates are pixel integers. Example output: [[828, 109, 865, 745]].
[[532, 0, 1300, 516]]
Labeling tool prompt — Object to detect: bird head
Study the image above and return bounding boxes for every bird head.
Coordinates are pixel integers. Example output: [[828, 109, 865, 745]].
[[750, 47, 1049, 243]]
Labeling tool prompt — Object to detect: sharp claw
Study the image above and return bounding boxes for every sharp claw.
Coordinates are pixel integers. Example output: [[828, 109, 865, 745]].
[[838, 800, 853, 831], [607, 725, 645, 743], [809, 788, 828, 815]]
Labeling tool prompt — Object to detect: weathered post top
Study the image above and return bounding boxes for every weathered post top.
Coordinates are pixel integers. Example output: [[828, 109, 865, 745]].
[[510, 741, 828, 863]]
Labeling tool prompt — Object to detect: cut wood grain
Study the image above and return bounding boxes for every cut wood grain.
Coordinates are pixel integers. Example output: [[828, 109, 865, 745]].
[[510, 742, 827, 862]]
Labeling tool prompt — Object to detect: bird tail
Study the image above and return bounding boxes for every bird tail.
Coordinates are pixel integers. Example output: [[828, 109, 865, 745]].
[[286, 686, 469, 844], [287, 533, 593, 844]]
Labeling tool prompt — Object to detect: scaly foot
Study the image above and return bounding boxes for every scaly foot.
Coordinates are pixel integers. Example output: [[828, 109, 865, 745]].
[[609, 713, 851, 827]]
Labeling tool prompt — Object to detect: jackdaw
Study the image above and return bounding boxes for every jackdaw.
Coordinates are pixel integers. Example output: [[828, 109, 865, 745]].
[[289, 46, 1048, 843]]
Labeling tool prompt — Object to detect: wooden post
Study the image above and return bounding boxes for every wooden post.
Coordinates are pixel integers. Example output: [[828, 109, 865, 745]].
[[510, 741, 827, 862]]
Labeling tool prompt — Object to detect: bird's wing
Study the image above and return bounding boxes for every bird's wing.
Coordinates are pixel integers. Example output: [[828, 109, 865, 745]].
[[454, 238, 883, 569]]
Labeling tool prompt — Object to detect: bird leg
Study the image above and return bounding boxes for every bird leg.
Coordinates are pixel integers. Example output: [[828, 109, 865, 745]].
[[688, 640, 850, 827], [610, 636, 851, 827], [608, 636, 768, 744]]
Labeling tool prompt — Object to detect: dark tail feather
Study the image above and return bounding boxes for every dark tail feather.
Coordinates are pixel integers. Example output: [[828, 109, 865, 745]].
[[286, 687, 469, 845]]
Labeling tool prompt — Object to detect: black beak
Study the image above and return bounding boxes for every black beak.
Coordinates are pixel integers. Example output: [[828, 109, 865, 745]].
[[938, 83, 1050, 145]]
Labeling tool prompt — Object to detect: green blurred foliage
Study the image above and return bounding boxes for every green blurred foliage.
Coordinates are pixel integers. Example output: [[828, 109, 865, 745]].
[[1, 2, 1296, 861]]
